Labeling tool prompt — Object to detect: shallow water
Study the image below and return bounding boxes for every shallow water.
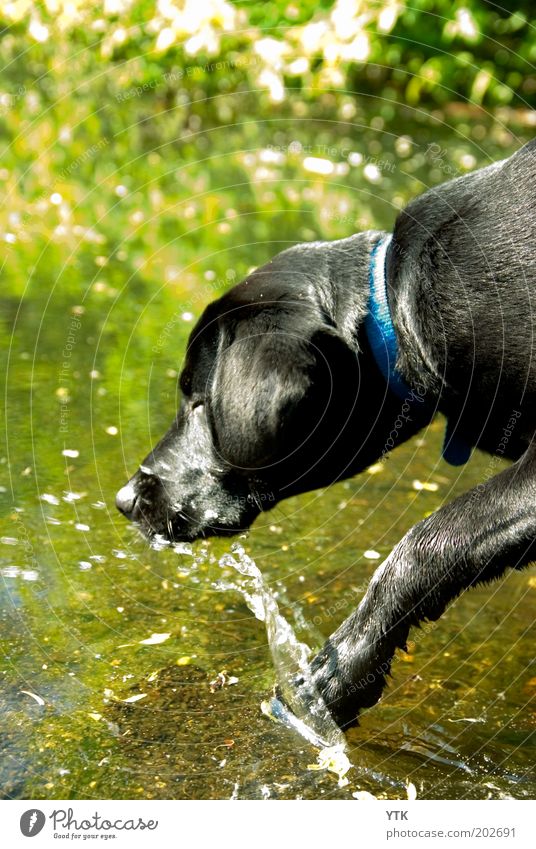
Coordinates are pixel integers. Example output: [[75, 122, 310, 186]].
[[1, 114, 535, 799]]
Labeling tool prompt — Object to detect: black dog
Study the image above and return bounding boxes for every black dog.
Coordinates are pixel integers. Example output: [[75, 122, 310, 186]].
[[116, 140, 536, 729]]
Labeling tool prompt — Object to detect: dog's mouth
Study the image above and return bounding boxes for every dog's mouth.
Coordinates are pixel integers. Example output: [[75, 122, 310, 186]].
[[116, 478, 265, 543], [141, 514, 256, 544]]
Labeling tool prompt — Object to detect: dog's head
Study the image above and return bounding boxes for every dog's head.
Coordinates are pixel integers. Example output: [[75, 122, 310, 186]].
[[116, 234, 422, 541]]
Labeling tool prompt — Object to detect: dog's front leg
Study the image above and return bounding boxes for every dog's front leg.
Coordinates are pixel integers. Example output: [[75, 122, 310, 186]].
[[307, 442, 536, 729]]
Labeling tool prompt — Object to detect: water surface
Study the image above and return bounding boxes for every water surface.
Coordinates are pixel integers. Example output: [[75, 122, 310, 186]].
[[1, 113, 535, 799]]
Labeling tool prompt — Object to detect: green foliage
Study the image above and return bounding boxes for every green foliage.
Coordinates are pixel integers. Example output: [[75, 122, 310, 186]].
[[0, 1, 534, 304]]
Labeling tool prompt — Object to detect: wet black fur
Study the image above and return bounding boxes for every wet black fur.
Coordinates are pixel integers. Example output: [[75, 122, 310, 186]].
[[117, 140, 536, 728]]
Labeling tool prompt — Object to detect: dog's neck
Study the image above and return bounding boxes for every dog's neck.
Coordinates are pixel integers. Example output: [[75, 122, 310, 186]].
[[365, 234, 472, 467]]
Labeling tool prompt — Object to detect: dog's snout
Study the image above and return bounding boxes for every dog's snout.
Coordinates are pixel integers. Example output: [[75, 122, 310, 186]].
[[115, 481, 138, 518]]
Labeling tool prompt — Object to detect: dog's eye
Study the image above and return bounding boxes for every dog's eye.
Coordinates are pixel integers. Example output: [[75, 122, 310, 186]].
[[180, 371, 192, 395]]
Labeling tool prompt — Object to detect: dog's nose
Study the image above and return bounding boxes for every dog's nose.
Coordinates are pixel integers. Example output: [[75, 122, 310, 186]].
[[115, 482, 138, 518]]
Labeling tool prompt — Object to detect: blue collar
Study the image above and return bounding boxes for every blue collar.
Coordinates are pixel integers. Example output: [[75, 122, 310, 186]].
[[364, 234, 472, 467]]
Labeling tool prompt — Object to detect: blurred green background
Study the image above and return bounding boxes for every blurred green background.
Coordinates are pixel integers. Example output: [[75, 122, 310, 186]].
[[1, 0, 536, 300]]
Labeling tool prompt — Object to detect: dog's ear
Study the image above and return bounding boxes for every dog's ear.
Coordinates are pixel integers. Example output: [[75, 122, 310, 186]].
[[210, 313, 322, 468]]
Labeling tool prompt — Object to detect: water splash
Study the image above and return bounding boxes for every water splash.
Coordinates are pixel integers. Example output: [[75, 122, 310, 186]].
[[216, 542, 350, 784]]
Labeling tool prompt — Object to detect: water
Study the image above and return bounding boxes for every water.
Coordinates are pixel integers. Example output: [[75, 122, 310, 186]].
[[1, 114, 535, 799], [215, 542, 350, 783]]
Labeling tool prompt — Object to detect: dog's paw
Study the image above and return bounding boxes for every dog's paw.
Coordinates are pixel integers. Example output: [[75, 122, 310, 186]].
[[307, 643, 361, 730], [274, 655, 358, 733]]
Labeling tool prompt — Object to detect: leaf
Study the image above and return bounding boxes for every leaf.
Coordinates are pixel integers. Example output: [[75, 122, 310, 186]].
[[20, 690, 45, 706], [121, 693, 147, 703], [139, 632, 171, 645]]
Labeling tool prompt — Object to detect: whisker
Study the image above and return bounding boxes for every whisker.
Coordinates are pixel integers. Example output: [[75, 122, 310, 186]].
[[250, 488, 262, 511], [273, 502, 300, 534]]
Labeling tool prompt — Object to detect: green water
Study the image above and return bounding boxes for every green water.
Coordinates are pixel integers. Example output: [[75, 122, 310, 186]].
[[1, 113, 535, 799]]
